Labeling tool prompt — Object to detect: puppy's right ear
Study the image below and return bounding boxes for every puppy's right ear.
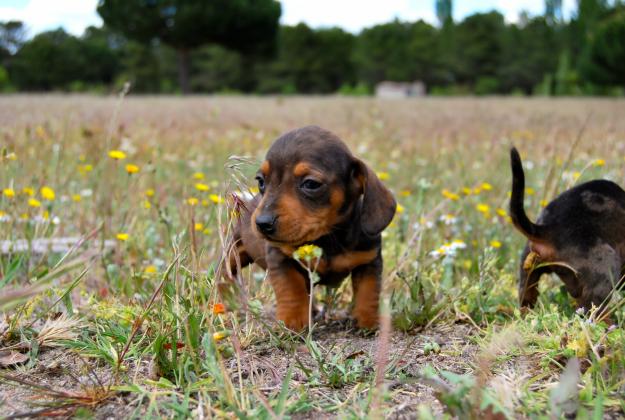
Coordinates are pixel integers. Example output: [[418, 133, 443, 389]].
[[353, 159, 397, 237]]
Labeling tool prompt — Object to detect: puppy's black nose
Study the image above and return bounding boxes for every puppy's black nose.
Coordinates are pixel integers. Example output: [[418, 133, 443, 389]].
[[255, 213, 277, 235]]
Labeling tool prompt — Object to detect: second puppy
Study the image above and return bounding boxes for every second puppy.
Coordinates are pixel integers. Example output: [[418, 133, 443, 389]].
[[509, 147, 625, 311]]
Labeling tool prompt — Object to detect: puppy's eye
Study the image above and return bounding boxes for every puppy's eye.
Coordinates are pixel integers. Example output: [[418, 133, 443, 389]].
[[300, 179, 322, 191], [255, 176, 266, 194]]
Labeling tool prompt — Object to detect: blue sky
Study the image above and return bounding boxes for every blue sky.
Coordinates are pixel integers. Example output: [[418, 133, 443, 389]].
[[0, 0, 577, 37]]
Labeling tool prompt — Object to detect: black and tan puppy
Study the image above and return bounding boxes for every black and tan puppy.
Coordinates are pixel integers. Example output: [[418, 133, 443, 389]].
[[225, 126, 396, 330], [509, 147, 625, 311]]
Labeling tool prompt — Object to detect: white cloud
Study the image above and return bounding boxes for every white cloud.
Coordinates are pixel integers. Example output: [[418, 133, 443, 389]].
[[0, 0, 101, 37], [0, 0, 579, 39], [280, 0, 436, 32]]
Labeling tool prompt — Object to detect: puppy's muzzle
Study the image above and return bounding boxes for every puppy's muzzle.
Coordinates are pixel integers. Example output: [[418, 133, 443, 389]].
[[255, 213, 278, 236]]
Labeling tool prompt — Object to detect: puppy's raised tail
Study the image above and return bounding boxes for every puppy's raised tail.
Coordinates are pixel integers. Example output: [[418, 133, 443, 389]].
[[509, 147, 545, 241]]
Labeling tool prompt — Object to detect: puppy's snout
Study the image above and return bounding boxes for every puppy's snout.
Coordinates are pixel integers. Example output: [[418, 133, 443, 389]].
[[255, 213, 277, 235]]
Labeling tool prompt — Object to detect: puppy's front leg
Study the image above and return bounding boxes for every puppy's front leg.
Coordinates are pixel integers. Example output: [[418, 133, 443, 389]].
[[267, 248, 310, 330], [351, 259, 381, 329]]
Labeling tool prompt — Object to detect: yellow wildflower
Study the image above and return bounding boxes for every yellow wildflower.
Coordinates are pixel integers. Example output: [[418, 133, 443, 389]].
[[125, 164, 140, 174], [108, 150, 126, 160], [116, 233, 130, 241], [187, 197, 199, 206], [399, 190, 411, 197], [202, 227, 212, 235], [593, 159, 605, 167], [294, 244, 323, 261], [202, 199, 209, 206], [42, 211, 49, 220], [144, 265, 158, 274], [145, 188, 155, 197], [490, 240, 502, 248], [573, 171, 581, 181], [143, 200, 151, 209], [376, 172, 390, 181], [40, 186, 55, 201], [6, 152, 17, 161], [249, 186, 260, 194], [209, 194, 223, 204], [496, 208, 507, 217], [540, 199, 548, 207], [78, 164, 93, 175], [481, 182, 493, 191], [194, 222, 204, 231], [462, 187, 472, 196], [213, 331, 230, 341], [3, 188, 15, 198], [22, 187, 34, 196], [473, 187, 482, 194], [195, 183, 210, 192], [442, 189, 460, 201], [525, 187, 535, 196], [476, 203, 490, 214], [72, 194, 82, 202], [28, 198, 41, 208], [193, 172, 205, 180], [20, 213, 29, 220], [396, 203, 405, 214]]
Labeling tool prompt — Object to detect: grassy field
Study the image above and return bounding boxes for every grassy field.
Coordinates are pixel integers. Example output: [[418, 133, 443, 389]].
[[1, 95, 625, 418]]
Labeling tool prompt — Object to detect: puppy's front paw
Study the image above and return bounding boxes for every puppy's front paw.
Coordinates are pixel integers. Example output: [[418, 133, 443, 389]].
[[277, 305, 309, 331], [352, 309, 379, 330]]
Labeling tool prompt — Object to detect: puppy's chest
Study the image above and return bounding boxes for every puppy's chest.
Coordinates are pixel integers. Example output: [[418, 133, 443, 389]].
[[316, 248, 378, 275]]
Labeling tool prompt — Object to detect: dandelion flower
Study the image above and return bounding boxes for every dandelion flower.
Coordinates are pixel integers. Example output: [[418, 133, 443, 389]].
[[145, 188, 155, 197], [22, 187, 34, 196], [193, 172, 205, 180], [116, 233, 129, 241], [593, 159, 605, 167], [294, 244, 323, 261], [399, 190, 411, 197], [540, 199, 548, 207], [462, 187, 472, 196], [108, 150, 126, 160], [72, 194, 82, 202], [41, 186, 55, 201], [490, 240, 502, 248], [187, 197, 199, 206], [209, 194, 223, 204], [396, 203, 405, 214], [125, 164, 140, 174], [496, 208, 507, 217], [212, 303, 226, 315], [376, 171, 390, 181], [144, 265, 157, 274], [194, 222, 204, 231], [3, 188, 15, 198], [525, 187, 535, 196], [476, 203, 490, 214], [143, 200, 151, 209], [28, 198, 41, 208], [202, 227, 212, 235], [481, 182, 493, 191], [213, 331, 230, 341], [195, 183, 210, 192], [441, 189, 460, 201]]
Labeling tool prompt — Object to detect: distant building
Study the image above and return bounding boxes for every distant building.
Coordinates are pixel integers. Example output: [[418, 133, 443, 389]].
[[375, 81, 426, 98]]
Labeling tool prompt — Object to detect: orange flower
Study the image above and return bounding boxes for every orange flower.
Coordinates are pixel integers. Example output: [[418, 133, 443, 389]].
[[212, 303, 226, 315]]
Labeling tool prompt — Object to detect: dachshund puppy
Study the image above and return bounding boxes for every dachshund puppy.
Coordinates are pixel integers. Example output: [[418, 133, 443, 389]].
[[509, 147, 625, 311], [225, 126, 396, 330]]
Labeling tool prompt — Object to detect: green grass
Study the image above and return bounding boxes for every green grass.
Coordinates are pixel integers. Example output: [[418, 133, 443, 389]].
[[1, 95, 625, 418]]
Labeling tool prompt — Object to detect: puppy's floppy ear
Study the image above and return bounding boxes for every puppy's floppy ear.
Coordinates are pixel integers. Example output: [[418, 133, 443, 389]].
[[353, 159, 397, 237]]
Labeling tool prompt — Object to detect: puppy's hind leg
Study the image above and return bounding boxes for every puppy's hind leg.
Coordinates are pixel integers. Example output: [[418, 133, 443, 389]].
[[519, 244, 548, 308]]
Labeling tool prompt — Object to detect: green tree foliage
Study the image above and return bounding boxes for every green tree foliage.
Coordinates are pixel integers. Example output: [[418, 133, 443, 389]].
[[436, 0, 453, 27], [9, 29, 118, 91], [582, 8, 625, 87], [96, 0, 281, 93]]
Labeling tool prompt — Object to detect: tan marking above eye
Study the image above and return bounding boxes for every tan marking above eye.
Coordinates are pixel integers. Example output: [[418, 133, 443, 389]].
[[293, 162, 310, 177], [260, 160, 270, 176]]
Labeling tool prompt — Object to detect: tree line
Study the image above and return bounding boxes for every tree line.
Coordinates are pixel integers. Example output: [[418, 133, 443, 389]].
[[0, 0, 623, 95]]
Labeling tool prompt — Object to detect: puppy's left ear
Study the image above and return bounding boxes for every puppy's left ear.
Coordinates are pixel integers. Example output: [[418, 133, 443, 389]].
[[353, 159, 397, 237]]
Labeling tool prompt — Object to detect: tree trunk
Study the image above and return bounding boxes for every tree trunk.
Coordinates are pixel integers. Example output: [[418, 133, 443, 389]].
[[177, 48, 191, 94]]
